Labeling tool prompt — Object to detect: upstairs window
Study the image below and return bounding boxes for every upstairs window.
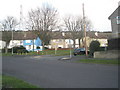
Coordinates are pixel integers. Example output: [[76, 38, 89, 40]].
[[116, 16, 120, 24]]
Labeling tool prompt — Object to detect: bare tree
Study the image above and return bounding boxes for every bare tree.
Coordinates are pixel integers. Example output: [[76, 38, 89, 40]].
[[63, 15, 82, 48], [28, 4, 58, 47], [63, 15, 92, 48], [1, 16, 18, 53], [2, 16, 18, 31]]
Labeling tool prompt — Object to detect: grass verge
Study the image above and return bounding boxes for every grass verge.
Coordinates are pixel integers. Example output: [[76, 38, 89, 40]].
[[2, 75, 39, 88], [75, 59, 119, 65], [2, 49, 74, 56], [1, 53, 17, 56]]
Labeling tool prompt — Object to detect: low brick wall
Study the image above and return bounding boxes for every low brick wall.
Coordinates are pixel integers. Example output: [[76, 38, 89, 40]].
[[94, 50, 120, 59]]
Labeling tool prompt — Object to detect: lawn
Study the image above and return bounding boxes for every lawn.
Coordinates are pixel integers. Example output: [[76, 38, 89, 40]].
[[76, 59, 119, 65], [2, 49, 74, 56], [2, 75, 41, 88], [27, 49, 73, 56], [1, 53, 16, 56]]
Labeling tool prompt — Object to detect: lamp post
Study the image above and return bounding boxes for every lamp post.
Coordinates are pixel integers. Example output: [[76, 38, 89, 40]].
[[12, 29, 13, 55], [55, 41, 58, 55], [69, 39, 72, 58]]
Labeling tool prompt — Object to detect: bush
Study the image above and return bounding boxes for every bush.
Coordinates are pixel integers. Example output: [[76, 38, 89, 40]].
[[1, 46, 28, 53], [37, 46, 40, 49], [12, 46, 28, 53], [89, 40, 100, 56]]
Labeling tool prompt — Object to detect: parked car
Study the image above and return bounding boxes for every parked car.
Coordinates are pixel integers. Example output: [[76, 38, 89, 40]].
[[73, 48, 89, 56]]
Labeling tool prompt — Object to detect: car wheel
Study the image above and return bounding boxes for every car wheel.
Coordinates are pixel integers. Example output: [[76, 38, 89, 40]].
[[74, 54, 77, 56]]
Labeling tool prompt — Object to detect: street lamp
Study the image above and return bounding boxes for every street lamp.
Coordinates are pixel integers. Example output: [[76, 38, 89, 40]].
[[62, 32, 72, 58], [12, 29, 13, 55], [69, 39, 72, 58], [55, 41, 58, 55]]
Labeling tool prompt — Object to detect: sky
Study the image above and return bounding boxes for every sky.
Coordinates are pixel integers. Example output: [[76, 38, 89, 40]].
[[0, 0, 119, 32]]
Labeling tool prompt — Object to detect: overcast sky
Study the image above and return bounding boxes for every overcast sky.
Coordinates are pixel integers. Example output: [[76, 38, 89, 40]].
[[0, 0, 119, 32]]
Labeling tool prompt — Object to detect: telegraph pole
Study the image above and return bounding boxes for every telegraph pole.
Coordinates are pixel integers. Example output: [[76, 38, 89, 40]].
[[82, 3, 88, 56]]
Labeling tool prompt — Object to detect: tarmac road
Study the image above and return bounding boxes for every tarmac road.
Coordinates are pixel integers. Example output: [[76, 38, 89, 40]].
[[2, 55, 118, 88]]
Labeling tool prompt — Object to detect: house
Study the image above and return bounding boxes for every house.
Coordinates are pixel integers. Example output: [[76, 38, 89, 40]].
[[108, 2, 120, 50], [48, 31, 73, 49], [47, 31, 111, 49], [80, 31, 111, 48], [1, 31, 43, 51], [94, 2, 120, 59], [108, 3, 120, 38], [1, 30, 111, 51], [23, 37, 42, 51], [0, 41, 6, 49]]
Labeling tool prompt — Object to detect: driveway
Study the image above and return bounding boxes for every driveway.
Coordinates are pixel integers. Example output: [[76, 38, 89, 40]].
[[2, 55, 118, 88]]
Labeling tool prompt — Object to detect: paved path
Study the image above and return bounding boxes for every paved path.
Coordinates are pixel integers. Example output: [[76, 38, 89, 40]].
[[3, 55, 118, 88]]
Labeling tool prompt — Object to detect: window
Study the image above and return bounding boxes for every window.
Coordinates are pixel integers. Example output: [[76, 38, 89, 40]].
[[26, 40, 31, 43], [116, 16, 120, 24]]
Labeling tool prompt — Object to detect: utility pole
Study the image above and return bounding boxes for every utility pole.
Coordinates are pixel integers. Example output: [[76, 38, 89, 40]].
[[82, 3, 88, 56]]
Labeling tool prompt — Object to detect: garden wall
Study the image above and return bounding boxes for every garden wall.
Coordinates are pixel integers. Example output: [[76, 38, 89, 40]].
[[94, 50, 120, 59]]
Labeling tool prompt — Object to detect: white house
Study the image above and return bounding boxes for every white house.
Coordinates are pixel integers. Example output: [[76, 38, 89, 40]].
[[8, 40, 23, 48], [0, 40, 6, 49]]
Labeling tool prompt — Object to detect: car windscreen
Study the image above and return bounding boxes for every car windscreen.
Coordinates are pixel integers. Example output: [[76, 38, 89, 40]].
[[76, 49, 81, 52], [80, 48, 85, 51]]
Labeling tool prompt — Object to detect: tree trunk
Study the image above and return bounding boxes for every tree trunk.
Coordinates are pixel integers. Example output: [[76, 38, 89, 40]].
[[42, 42, 45, 50], [78, 38, 81, 48], [81, 38, 84, 48], [33, 39, 34, 52], [5, 44, 8, 54], [73, 39, 76, 49]]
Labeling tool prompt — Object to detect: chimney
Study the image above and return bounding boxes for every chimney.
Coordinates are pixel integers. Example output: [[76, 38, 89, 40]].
[[95, 32, 98, 37]]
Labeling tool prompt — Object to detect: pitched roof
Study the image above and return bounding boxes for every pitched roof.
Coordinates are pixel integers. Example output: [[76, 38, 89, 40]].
[[13, 31, 37, 40], [51, 31, 112, 39], [51, 31, 65, 39], [0, 31, 112, 41], [86, 31, 112, 39], [108, 6, 120, 20], [0, 31, 37, 40]]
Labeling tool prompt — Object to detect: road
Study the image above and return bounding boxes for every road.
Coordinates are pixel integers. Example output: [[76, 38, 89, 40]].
[[2, 55, 118, 88]]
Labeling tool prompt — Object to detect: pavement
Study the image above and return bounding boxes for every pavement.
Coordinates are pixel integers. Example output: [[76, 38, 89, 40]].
[[2, 55, 118, 88]]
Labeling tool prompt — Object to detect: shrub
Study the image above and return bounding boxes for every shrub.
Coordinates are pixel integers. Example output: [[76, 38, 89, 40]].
[[37, 46, 40, 49], [89, 40, 100, 56], [12, 46, 28, 53], [1, 46, 28, 53]]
